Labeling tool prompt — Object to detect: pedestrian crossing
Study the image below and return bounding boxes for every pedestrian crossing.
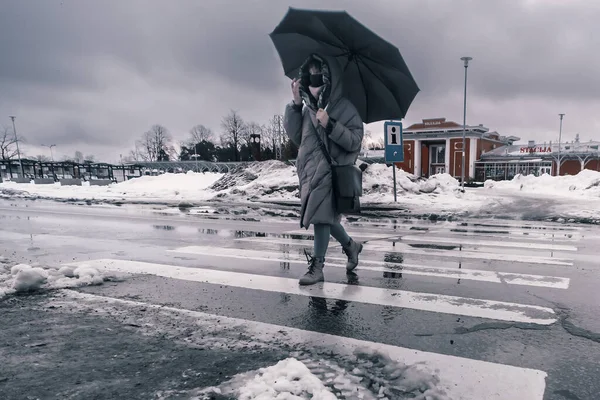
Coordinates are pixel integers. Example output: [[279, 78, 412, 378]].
[[63, 217, 582, 399]]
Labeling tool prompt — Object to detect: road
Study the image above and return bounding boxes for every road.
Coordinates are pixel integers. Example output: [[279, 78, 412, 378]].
[[1, 198, 599, 399]]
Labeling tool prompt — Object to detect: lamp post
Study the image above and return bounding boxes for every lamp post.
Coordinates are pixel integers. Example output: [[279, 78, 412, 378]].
[[460, 57, 472, 192], [557, 113, 565, 176], [42, 144, 56, 162], [9, 116, 24, 178]]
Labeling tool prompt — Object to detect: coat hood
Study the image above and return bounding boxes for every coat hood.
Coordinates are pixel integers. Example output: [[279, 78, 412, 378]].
[[298, 54, 343, 111]]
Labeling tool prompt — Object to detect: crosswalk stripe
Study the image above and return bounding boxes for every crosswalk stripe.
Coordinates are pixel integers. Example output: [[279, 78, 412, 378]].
[[170, 246, 570, 289], [400, 235, 578, 251], [235, 237, 574, 266], [58, 289, 547, 400], [66, 259, 558, 325], [284, 229, 400, 239]]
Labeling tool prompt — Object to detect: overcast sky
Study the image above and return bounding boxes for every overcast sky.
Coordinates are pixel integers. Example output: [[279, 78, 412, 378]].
[[1, 0, 599, 163]]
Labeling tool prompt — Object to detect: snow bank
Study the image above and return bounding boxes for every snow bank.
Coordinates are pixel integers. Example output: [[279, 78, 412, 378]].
[[0, 171, 223, 202], [0, 261, 110, 298], [484, 170, 600, 198], [1, 161, 480, 213]]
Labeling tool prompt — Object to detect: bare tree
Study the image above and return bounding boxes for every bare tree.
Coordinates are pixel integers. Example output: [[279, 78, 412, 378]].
[[74, 151, 84, 163], [0, 125, 19, 161], [220, 111, 246, 161], [35, 155, 50, 162], [84, 154, 96, 163], [136, 124, 174, 161], [362, 130, 373, 150], [189, 125, 214, 145]]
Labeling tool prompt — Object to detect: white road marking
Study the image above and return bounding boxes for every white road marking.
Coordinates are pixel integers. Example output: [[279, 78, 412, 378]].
[[58, 290, 548, 400], [235, 237, 574, 266], [284, 229, 400, 239], [67, 259, 558, 325], [170, 246, 570, 289], [401, 235, 578, 252]]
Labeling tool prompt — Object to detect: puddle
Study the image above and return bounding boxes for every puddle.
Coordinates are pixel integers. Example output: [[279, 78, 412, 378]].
[[383, 253, 404, 264], [408, 243, 458, 251], [383, 271, 403, 279], [451, 228, 510, 235], [153, 225, 176, 231]]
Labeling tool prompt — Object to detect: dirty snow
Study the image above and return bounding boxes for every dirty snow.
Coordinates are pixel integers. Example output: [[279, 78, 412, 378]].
[[0, 262, 110, 298], [197, 358, 337, 400]]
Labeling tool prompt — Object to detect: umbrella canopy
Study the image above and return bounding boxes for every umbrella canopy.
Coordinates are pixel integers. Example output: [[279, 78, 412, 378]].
[[270, 7, 420, 124]]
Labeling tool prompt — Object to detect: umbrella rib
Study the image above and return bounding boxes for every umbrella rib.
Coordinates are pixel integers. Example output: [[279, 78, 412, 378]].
[[359, 57, 414, 116], [355, 57, 369, 122]]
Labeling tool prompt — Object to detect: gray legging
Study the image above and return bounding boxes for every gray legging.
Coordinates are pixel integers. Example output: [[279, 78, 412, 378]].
[[313, 222, 351, 259]]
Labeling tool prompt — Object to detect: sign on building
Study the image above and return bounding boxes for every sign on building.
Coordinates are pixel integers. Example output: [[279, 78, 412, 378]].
[[384, 121, 404, 163]]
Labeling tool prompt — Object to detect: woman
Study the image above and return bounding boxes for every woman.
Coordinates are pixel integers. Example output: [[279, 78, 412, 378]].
[[283, 53, 364, 285]]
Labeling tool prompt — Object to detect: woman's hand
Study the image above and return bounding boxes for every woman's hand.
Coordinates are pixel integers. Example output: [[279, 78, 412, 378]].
[[292, 78, 302, 105], [317, 108, 329, 127]]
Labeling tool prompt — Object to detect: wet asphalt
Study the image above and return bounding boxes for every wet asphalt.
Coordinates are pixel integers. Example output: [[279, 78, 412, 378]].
[[1, 198, 600, 400]]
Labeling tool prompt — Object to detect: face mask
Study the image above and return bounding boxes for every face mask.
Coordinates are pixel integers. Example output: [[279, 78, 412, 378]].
[[309, 73, 324, 87]]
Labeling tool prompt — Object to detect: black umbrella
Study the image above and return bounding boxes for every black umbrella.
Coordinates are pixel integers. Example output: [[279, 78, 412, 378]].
[[269, 7, 420, 124]]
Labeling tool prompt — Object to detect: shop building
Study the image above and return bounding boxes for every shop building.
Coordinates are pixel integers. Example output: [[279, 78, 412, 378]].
[[394, 118, 519, 180], [476, 136, 600, 181]]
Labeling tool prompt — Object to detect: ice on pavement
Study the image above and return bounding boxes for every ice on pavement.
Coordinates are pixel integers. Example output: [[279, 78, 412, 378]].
[[0, 261, 109, 298]]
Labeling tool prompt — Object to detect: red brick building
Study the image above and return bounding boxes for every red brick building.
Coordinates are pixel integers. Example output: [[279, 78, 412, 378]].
[[395, 118, 519, 180]]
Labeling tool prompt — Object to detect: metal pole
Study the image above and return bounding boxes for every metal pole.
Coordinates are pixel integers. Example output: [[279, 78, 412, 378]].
[[460, 57, 472, 192], [9, 116, 24, 178], [393, 164, 397, 202], [42, 144, 56, 162], [558, 113, 565, 176]]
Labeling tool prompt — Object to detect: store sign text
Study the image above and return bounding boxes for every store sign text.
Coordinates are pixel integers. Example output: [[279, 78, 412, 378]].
[[520, 147, 552, 153]]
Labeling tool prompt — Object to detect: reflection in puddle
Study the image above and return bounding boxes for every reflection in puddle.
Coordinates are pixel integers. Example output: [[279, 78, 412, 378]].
[[383, 271, 403, 279], [197, 229, 268, 238], [408, 243, 458, 251], [153, 225, 176, 231], [384, 253, 404, 264]]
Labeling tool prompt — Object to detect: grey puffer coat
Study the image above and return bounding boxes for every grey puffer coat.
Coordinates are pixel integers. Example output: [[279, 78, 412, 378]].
[[283, 54, 364, 229]]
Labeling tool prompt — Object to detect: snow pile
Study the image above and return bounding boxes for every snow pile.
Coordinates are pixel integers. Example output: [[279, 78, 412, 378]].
[[484, 169, 600, 198], [0, 262, 108, 298], [197, 358, 336, 400], [194, 350, 448, 400], [210, 160, 299, 201], [362, 163, 461, 205]]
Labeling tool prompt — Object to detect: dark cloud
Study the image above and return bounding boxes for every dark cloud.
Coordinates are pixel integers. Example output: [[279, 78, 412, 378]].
[[0, 0, 599, 162]]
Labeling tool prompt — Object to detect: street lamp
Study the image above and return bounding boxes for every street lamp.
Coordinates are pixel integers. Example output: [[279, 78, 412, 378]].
[[460, 56, 472, 192], [9, 116, 24, 178], [557, 113, 565, 176], [42, 144, 56, 162]]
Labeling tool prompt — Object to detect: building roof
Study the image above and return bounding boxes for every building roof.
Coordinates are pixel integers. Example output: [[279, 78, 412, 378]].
[[481, 140, 600, 159], [405, 118, 463, 131]]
